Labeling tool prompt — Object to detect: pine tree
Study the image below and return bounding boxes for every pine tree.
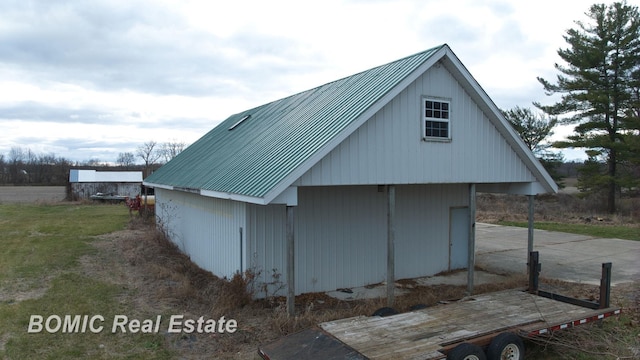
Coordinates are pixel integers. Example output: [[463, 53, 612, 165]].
[[502, 106, 564, 187], [536, 1, 640, 213]]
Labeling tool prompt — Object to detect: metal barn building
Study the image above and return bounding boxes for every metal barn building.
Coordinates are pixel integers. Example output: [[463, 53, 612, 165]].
[[144, 44, 557, 312], [69, 169, 143, 200]]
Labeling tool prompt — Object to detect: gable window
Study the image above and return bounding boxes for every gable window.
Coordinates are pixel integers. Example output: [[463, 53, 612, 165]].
[[423, 98, 450, 139]]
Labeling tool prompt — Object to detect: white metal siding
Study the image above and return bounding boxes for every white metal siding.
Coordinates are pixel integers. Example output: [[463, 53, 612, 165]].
[[395, 184, 468, 279], [69, 169, 142, 182], [296, 186, 388, 294], [246, 203, 288, 297], [247, 184, 467, 295], [449, 207, 470, 270], [155, 188, 246, 279], [294, 65, 535, 186]]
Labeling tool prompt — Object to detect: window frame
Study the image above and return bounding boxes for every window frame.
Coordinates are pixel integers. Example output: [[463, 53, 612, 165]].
[[422, 97, 452, 141]]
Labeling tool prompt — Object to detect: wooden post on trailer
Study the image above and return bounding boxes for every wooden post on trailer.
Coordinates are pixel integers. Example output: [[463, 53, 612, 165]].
[[528, 251, 540, 294], [599, 262, 612, 309]]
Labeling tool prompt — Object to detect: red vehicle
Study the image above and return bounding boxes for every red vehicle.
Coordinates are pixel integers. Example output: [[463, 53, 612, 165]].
[[125, 195, 155, 215]]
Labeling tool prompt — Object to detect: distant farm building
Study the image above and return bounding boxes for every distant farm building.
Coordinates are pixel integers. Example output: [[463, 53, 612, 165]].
[[68, 169, 143, 200], [144, 44, 557, 310]]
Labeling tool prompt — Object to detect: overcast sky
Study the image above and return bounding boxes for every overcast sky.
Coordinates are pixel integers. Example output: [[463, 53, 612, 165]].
[[1, 0, 600, 163]]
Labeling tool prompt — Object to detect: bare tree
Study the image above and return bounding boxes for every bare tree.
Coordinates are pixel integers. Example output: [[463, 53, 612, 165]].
[[137, 141, 161, 177], [0, 154, 6, 184], [117, 152, 136, 168], [8, 146, 25, 163], [84, 159, 104, 167], [161, 140, 186, 163], [8, 147, 26, 184]]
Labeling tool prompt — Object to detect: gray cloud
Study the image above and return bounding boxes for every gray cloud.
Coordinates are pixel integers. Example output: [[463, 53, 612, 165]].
[[6, 135, 111, 160], [0, 0, 315, 97], [0, 102, 116, 124], [0, 0, 584, 162]]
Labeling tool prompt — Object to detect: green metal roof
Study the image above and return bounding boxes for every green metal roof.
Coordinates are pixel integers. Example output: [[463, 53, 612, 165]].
[[145, 45, 446, 201]]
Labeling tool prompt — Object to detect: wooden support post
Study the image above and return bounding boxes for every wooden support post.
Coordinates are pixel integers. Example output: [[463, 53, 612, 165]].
[[386, 185, 396, 307], [599, 262, 612, 309], [286, 206, 296, 316], [467, 184, 476, 295], [527, 195, 535, 272]]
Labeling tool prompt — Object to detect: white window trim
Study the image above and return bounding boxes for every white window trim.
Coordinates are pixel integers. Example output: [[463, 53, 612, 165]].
[[422, 97, 452, 141]]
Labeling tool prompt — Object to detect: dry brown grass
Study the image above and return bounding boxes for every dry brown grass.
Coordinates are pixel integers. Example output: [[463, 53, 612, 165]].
[[82, 216, 638, 359], [477, 192, 640, 225], [525, 280, 640, 359]]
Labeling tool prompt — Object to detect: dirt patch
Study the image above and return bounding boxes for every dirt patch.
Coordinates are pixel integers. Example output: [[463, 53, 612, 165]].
[[77, 221, 639, 359], [0, 274, 55, 303], [0, 283, 50, 303], [0, 333, 8, 352]]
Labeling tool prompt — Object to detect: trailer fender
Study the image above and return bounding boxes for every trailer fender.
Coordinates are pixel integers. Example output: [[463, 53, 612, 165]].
[[447, 343, 487, 360], [486, 332, 524, 360]]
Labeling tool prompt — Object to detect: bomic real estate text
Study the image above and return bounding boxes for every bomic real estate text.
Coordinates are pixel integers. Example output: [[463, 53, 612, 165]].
[[27, 314, 238, 334]]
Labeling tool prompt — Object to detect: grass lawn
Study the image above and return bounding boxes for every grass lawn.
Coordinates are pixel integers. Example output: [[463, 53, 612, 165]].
[[497, 220, 640, 241], [0, 203, 173, 359]]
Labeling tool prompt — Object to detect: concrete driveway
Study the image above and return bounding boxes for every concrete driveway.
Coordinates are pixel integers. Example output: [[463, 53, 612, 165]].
[[476, 223, 640, 286], [327, 223, 637, 301]]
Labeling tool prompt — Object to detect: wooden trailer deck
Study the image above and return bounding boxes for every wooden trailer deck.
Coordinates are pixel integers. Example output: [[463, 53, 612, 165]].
[[320, 289, 618, 359], [260, 289, 620, 360]]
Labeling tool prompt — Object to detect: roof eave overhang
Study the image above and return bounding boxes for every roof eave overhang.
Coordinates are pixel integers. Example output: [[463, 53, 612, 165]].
[[143, 181, 264, 204], [477, 181, 550, 196]]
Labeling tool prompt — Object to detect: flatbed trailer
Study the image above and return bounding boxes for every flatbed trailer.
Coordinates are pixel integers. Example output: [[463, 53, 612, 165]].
[[258, 252, 621, 360]]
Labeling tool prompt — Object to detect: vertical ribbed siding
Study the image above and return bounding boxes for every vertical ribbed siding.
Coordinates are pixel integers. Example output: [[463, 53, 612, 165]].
[[295, 186, 388, 293], [395, 184, 469, 279], [246, 203, 287, 297], [246, 184, 468, 295], [155, 188, 246, 279]]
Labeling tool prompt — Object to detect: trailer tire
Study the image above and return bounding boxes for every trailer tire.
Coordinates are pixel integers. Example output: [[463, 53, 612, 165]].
[[371, 307, 398, 317], [486, 333, 524, 360], [447, 343, 486, 360]]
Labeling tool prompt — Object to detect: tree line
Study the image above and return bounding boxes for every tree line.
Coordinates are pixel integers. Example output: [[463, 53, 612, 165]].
[[0, 140, 185, 185], [505, 1, 639, 213]]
